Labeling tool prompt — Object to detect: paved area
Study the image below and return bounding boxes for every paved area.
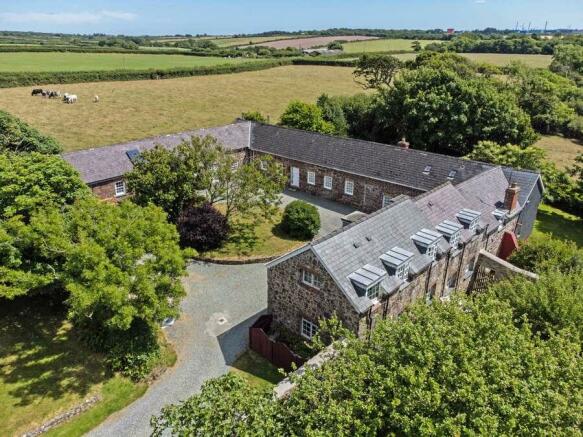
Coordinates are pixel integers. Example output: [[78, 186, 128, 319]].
[[88, 262, 267, 437], [281, 189, 357, 237]]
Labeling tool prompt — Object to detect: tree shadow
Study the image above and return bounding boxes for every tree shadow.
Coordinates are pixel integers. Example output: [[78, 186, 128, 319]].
[[227, 222, 260, 253], [0, 295, 109, 407]]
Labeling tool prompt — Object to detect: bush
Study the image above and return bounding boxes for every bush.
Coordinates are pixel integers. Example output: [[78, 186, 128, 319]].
[[0, 110, 62, 153], [508, 234, 583, 274], [280, 200, 320, 239], [178, 203, 229, 251], [241, 111, 268, 123]]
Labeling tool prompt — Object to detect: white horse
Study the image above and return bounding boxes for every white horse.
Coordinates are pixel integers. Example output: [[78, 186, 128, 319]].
[[64, 94, 78, 104], [93, 95, 99, 103]]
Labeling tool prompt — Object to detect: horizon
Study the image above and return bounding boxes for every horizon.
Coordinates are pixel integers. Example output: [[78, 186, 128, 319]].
[[0, 0, 581, 36]]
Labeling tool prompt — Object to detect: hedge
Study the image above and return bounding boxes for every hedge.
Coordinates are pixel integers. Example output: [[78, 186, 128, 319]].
[[292, 58, 357, 67], [0, 59, 293, 88]]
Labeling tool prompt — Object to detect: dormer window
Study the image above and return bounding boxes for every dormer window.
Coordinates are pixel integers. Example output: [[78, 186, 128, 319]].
[[380, 246, 413, 281], [456, 208, 481, 233], [493, 209, 507, 223], [348, 264, 387, 300], [423, 165, 432, 175], [436, 220, 463, 249], [411, 229, 442, 261], [448, 170, 457, 180]]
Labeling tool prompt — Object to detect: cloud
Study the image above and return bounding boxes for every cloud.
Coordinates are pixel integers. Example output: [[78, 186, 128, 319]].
[[0, 10, 137, 25], [475, 0, 487, 3]]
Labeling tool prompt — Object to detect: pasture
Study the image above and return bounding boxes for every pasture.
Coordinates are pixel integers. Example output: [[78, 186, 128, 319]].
[[0, 65, 363, 151], [250, 35, 377, 49], [536, 135, 583, 170], [342, 38, 439, 53], [0, 52, 261, 73]]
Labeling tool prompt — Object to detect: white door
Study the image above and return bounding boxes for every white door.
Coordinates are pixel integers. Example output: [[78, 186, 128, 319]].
[[291, 167, 300, 187]]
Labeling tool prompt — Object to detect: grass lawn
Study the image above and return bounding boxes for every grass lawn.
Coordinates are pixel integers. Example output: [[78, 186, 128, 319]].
[[342, 38, 439, 53], [0, 295, 145, 437], [0, 52, 260, 73], [535, 135, 583, 170], [533, 203, 583, 247], [0, 65, 363, 152], [201, 205, 307, 261], [229, 351, 283, 390], [457, 53, 553, 68]]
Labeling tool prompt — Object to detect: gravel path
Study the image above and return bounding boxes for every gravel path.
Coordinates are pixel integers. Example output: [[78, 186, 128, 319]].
[[87, 262, 267, 437]]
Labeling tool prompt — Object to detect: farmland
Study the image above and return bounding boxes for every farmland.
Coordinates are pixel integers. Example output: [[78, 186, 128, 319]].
[[250, 35, 377, 49], [0, 65, 363, 151], [0, 52, 261, 73], [536, 135, 583, 170], [342, 38, 439, 53]]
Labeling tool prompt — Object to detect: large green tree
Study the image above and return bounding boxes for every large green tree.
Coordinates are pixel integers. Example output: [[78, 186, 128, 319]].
[[353, 54, 403, 90], [0, 152, 89, 219], [279, 100, 335, 134], [550, 44, 583, 84], [0, 110, 62, 154]]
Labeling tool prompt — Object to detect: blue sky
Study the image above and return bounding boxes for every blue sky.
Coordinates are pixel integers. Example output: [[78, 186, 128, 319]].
[[0, 0, 581, 35]]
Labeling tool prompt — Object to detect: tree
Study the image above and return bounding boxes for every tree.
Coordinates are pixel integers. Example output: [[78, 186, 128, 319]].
[[279, 101, 335, 134], [550, 44, 583, 84], [508, 234, 583, 274], [378, 67, 537, 155], [316, 94, 348, 136], [241, 111, 268, 123], [0, 152, 89, 219], [411, 40, 422, 51], [570, 153, 583, 202], [0, 110, 62, 154], [354, 54, 403, 89], [280, 200, 321, 239], [177, 203, 229, 251]]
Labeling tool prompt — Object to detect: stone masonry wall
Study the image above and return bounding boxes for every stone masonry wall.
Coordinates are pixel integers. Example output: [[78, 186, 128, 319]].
[[250, 151, 423, 213]]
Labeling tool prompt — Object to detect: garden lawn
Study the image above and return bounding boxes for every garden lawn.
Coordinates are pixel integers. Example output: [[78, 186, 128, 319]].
[[536, 135, 583, 170], [0, 52, 260, 73], [229, 351, 283, 390], [0, 65, 363, 152], [342, 38, 439, 53], [201, 205, 306, 261], [0, 296, 145, 437], [533, 203, 583, 247]]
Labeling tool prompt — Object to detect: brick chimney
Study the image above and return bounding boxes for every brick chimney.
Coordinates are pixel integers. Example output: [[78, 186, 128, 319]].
[[398, 137, 410, 149], [504, 182, 521, 212]]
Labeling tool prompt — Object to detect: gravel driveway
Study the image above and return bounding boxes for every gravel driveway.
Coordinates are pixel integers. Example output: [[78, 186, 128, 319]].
[[87, 262, 267, 437]]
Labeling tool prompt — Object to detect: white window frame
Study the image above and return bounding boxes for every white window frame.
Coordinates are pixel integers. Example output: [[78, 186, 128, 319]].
[[114, 180, 126, 197], [449, 231, 460, 248], [260, 160, 267, 170], [426, 243, 437, 261], [395, 262, 410, 281], [301, 319, 318, 340], [382, 194, 392, 208], [366, 282, 382, 300], [469, 219, 478, 232], [307, 171, 316, 185], [302, 270, 321, 289], [344, 179, 354, 196], [464, 258, 476, 277], [323, 175, 333, 190]]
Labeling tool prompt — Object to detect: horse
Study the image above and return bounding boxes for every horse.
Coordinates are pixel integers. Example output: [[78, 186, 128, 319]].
[[64, 94, 78, 104], [48, 91, 61, 99], [93, 95, 99, 103], [31, 88, 44, 96]]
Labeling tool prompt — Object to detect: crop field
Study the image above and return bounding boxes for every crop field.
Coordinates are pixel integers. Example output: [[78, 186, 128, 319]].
[[0, 65, 363, 151], [342, 38, 439, 53], [151, 35, 300, 47], [0, 52, 260, 73], [250, 35, 377, 49]]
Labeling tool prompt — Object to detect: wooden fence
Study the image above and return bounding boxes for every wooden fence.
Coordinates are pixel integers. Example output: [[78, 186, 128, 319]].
[[249, 315, 305, 372]]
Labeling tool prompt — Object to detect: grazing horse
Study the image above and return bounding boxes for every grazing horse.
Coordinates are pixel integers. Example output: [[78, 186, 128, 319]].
[[93, 95, 99, 103], [31, 88, 44, 96], [48, 91, 61, 99], [64, 94, 78, 104]]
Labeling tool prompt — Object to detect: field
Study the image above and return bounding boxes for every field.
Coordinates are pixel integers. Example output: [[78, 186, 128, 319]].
[[457, 53, 553, 68], [534, 204, 583, 247], [535, 135, 583, 170], [152, 35, 301, 48], [342, 38, 439, 53], [250, 35, 377, 49], [0, 65, 363, 151], [0, 52, 259, 73], [0, 296, 145, 437]]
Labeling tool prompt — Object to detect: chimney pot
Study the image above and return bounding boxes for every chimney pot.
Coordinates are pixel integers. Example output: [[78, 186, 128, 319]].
[[398, 137, 410, 149], [504, 183, 521, 212]]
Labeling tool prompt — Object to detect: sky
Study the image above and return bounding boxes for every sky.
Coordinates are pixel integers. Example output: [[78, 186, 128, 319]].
[[0, 0, 581, 36]]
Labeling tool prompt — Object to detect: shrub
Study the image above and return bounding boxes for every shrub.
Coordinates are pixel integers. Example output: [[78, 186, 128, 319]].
[[279, 101, 335, 134], [178, 203, 229, 251], [508, 234, 583, 274], [241, 111, 268, 123], [0, 110, 62, 153], [280, 200, 320, 240]]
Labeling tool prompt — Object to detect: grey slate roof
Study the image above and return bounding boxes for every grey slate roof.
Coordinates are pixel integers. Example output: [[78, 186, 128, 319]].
[[502, 167, 543, 206], [250, 123, 494, 191], [62, 121, 252, 184], [310, 196, 449, 314]]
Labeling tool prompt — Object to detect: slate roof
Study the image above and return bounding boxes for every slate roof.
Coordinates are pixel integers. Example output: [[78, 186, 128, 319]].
[[309, 196, 450, 314], [62, 121, 252, 184], [502, 167, 543, 206], [250, 123, 494, 191]]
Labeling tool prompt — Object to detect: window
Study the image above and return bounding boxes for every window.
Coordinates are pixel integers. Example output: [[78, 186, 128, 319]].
[[465, 258, 476, 277], [301, 319, 318, 339], [323, 175, 333, 190], [260, 160, 267, 170], [344, 179, 354, 196], [395, 262, 410, 281], [469, 219, 478, 232], [448, 170, 457, 180], [114, 180, 126, 197], [307, 171, 316, 185], [302, 270, 322, 289], [382, 194, 392, 208], [449, 231, 460, 248], [367, 282, 382, 300], [423, 165, 432, 175], [426, 243, 437, 261], [447, 276, 457, 292]]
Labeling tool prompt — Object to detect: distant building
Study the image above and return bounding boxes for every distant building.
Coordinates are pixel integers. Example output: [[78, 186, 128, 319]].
[[447, 28, 455, 34]]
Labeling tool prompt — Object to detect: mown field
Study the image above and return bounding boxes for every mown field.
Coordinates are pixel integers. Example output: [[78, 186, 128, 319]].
[[0, 52, 260, 72], [535, 135, 583, 170], [0, 65, 363, 151], [342, 38, 439, 53]]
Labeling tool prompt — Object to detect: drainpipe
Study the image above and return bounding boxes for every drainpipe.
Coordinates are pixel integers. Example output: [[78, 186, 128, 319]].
[[455, 243, 467, 293], [440, 248, 452, 295]]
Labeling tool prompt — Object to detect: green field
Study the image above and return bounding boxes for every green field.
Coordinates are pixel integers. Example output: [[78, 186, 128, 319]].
[[0, 65, 363, 151], [0, 52, 259, 72], [342, 38, 439, 53], [534, 204, 583, 247], [536, 135, 583, 170], [152, 35, 299, 48]]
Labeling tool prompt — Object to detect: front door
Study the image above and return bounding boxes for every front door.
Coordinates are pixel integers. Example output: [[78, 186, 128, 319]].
[[291, 167, 300, 187]]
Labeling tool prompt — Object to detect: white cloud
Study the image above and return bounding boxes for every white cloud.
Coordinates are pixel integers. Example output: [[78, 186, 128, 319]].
[[0, 10, 137, 25], [475, 0, 487, 3]]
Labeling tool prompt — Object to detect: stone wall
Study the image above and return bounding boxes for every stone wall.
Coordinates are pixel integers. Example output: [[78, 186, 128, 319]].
[[250, 151, 423, 213]]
